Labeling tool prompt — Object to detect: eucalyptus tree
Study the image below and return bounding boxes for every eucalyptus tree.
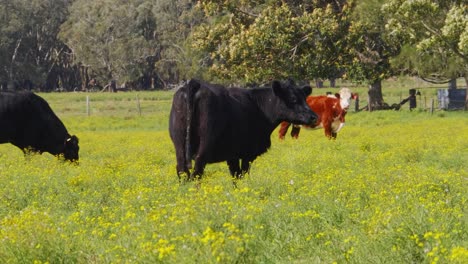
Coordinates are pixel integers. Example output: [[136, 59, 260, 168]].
[[191, 0, 351, 85], [383, 0, 468, 88], [151, 0, 204, 87], [0, 0, 74, 91], [60, 0, 158, 89], [59, 0, 200, 89]]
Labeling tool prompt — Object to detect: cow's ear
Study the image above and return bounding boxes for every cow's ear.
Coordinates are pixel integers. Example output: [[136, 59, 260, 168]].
[[302, 85, 312, 96], [272, 80, 285, 97], [66, 135, 79, 145], [188, 79, 200, 90]]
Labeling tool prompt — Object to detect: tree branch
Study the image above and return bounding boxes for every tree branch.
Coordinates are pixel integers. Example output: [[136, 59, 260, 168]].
[[421, 21, 468, 63], [290, 36, 309, 60], [233, 7, 258, 18]]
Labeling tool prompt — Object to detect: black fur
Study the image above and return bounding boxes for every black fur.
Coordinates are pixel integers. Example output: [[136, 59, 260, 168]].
[[169, 79, 317, 181], [0, 91, 79, 161]]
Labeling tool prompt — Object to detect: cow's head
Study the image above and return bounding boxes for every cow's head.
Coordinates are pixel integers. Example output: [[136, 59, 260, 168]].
[[63, 135, 79, 162], [272, 80, 318, 125], [338, 88, 352, 110]]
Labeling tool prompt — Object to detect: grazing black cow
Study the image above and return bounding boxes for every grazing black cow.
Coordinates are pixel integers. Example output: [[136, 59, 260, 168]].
[[169, 79, 318, 181], [0, 91, 79, 161]]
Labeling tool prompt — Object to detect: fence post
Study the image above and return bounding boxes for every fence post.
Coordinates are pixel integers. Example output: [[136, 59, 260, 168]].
[[354, 96, 359, 112], [136, 94, 141, 116], [430, 98, 434, 115], [86, 95, 90, 116]]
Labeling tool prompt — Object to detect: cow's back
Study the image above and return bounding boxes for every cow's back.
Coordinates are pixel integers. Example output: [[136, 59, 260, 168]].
[[0, 92, 68, 148], [0, 92, 32, 143], [169, 82, 272, 164], [306, 96, 338, 119], [170, 81, 233, 163], [189, 84, 263, 162], [306, 95, 345, 132], [171, 78, 317, 180], [227, 87, 275, 158]]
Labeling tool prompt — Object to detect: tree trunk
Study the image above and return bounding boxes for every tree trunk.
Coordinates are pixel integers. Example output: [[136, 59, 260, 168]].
[[448, 78, 457, 89], [78, 66, 89, 91], [315, 78, 323, 88], [367, 80, 384, 111], [45, 68, 59, 92], [465, 76, 468, 110]]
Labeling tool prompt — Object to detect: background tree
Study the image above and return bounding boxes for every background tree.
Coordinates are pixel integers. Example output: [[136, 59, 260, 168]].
[[344, 0, 402, 110], [0, 0, 74, 91], [192, 0, 406, 110], [1, 0, 465, 95], [59, 0, 200, 90], [383, 0, 468, 88], [150, 0, 204, 87], [59, 0, 159, 90], [191, 0, 351, 85]]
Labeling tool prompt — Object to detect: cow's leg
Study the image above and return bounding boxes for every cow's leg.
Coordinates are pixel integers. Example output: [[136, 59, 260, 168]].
[[177, 161, 190, 182], [22, 148, 31, 160], [323, 121, 334, 139], [331, 132, 337, 139], [227, 159, 241, 178], [191, 125, 218, 181], [278, 122, 290, 140], [291, 125, 301, 139], [171, 131, 190, 181], [191, 156, 206, 181], [175, 142, 189, 180], [240, 159, 251, 177], [21, 147, 39, 161]]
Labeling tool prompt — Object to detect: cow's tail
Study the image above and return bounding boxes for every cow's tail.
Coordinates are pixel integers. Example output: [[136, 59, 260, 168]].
[[185, 79, 200, 169]]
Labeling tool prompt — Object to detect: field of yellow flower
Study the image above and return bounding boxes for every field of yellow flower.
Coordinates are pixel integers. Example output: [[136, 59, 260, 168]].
[[0, 90, 466, 263]]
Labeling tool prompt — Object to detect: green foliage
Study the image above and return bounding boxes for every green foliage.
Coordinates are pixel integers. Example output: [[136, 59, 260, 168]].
[[1, 0, 465, 92], [383, 0, 468, 80], [58, 0, 202, 87], [0, 0, 72, 86], [151, 0, 205, 83], [0, 90, 467, 263], [59, 0, 158, 83], [344, 0, 400, 85], [191, 0, 351, 84]]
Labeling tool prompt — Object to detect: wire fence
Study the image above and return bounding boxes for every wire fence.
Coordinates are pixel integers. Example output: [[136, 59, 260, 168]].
[[43, 91, 174, 117], [349, 87, 467, 112], [43, 87, 466, 119]]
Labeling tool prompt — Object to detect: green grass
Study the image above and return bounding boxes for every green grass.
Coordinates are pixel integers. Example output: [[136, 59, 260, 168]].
[[0, 81, 467, 263]]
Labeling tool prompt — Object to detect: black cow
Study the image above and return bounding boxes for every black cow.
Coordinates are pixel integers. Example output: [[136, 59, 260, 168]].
[[169, 79, 317, 181], [0, 91, 79, 161]]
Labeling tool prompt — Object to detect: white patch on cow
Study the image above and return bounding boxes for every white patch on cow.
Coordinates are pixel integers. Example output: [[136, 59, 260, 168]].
[[332, 121, 345, 133], [326, 88, 352, 110], [330, 113, 345, 132], [338, 88, 352, 110]]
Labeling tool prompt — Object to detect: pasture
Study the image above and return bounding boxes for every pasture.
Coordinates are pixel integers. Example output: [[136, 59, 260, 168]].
[[0, 83, 467, 263]]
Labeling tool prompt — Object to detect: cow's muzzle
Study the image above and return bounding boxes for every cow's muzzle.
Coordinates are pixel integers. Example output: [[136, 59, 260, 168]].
[[295, 114, 317, 127]]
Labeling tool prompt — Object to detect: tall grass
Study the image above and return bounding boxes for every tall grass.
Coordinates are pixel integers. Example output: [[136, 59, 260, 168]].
[[0, 85, 467, 263]]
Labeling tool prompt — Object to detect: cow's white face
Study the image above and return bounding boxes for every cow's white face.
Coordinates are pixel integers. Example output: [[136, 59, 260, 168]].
[[338, 88, 352, 110]]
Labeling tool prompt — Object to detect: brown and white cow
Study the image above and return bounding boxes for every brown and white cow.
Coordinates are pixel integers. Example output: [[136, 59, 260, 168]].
[[279, 88, 354, 139]]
